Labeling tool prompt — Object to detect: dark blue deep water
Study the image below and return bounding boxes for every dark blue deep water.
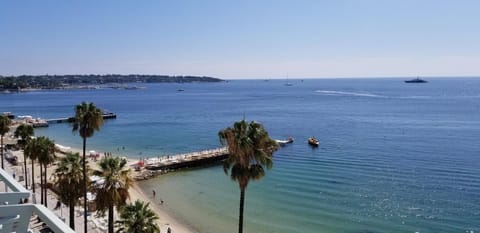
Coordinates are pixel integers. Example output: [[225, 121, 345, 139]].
[[1, 78, 479, 233]]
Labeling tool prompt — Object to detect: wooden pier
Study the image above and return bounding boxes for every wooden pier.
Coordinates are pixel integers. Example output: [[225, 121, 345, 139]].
[[46, 112, 117, 124], [143, 147, 229, 171]]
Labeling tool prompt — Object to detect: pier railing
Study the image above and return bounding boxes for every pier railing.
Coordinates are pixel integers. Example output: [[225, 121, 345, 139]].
[[143, 147, 229, 171]]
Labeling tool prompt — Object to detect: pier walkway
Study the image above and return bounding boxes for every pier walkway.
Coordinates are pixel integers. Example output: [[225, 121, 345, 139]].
[[143, 147, 229, 171], [46, 112, 117, 124]]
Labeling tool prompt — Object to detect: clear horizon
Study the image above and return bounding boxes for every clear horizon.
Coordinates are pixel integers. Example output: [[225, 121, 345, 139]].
[[2, 74, 480, 80], [1, 0, 480, 79]]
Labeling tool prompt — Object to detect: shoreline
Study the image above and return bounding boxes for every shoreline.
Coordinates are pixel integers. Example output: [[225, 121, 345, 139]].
[[53, 143, 201, 233], [129, 182, 200, 233]]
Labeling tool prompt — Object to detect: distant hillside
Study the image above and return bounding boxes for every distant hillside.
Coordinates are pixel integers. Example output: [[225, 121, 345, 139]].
[[0, 74, 223, 90]]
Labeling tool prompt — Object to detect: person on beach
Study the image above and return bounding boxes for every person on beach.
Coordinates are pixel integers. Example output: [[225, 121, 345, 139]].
[[153, 190, 156, 199], [54, 200, 61, 210], [167, 227, 172, 233]]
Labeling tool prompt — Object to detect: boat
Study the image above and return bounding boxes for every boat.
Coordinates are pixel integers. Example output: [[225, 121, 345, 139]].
[[404, 77, 427, 83], [284, 75, 293, 86], [101, 110, 117, 119], [308, 137, 319, 147], [276, 136, 294, 146], [2, 112, 14, 119]]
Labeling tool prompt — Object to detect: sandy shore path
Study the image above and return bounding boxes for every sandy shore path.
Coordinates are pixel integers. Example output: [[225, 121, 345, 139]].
[[128, 182, 199, 233]]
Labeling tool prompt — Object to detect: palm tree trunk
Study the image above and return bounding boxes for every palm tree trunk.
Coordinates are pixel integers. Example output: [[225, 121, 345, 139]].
[[44, 164, 48, 208], [238, 187, 245, 233], [40, 164, 43, 205], [24, 154, 28, 188], [31, 160, 35, 193], [1, 136, 4, 169], [83, 137, 88, 233], [69, 200, 75, 230], [108, 206, 114, 233]]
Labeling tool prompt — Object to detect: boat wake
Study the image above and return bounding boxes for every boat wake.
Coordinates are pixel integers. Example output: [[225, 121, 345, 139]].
[[313, 90, 461, 99], [314, 90, 385, 98]]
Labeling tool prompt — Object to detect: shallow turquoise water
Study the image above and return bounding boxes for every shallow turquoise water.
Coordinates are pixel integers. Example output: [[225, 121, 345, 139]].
[[2, 78, 479, 233]]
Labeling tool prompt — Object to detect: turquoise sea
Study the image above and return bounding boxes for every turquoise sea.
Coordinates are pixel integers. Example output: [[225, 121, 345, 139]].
[[1, 78, 479, 233]]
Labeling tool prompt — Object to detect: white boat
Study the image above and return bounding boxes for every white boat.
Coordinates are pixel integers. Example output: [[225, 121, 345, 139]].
[[284, 75, 293, 86], [276, 137, 294, 146]]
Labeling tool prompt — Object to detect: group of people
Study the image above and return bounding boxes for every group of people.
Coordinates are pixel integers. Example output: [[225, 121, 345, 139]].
[[88, 151, 116, 162], [88, 152, 100, 161], [104, 152, 114, 157]]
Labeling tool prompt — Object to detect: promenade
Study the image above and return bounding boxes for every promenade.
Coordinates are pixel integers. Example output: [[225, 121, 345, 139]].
[[2, 150, 104, 232], [3, 147, 200, 233]]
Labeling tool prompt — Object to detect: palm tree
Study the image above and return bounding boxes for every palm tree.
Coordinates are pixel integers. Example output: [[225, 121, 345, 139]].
[[53, 152, 85, 230], [14, 123, 34, 188], [0, 115, 12, 169], [93, 157, 132, 233], [218, 119, 279, 233], [36, 136, 56, 207], [115, 200, 160, 233], [72, 101, 104, 233], [24, 137, 39, 194]]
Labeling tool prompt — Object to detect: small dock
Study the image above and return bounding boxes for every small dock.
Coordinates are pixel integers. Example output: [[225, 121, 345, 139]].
[[46, 112, 117, 124], [143, 147, 229, 171]]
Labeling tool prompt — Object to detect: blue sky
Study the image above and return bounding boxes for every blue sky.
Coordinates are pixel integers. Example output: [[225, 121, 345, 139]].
[[1, 0, 479, 79]]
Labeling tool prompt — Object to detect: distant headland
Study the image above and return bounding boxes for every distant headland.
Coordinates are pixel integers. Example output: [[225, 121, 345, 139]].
[[0, 74, 223, 91]]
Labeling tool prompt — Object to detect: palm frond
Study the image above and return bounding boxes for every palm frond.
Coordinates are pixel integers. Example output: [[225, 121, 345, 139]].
[[93, 157, 132, 215], [115, 200, 160, 233]]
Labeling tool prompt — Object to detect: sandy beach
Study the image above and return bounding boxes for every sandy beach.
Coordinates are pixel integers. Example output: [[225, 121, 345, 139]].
[[6, 141, 199, 233], [66, 145, 200, 233], [128, 183, 199, 233]]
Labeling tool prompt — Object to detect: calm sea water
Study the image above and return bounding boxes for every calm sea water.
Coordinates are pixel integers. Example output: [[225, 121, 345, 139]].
[[1, 78, 479, 233]]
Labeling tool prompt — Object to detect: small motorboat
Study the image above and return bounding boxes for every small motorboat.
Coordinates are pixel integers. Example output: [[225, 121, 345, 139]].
[[276, 136, 294, 146], [308, 137, 319, 147]]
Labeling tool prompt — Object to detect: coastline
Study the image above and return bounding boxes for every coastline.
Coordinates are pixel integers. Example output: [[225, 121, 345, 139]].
[[129, 182, 200, 233], [53, 143, 201, 233]]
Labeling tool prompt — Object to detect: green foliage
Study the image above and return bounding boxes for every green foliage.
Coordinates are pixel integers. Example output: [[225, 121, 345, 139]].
[[14, 123, 35, 188], [115, 200, 160, 233], [14, 124, 34, 147], [36, 136, 56, 206], [219, 119, 278, 188], [53, 152, 85, 229], [36, 136, 56, 167], [72, 102, 104, 139], [218, 119, 279, 233], [0, 115, 11, 168], [24, 137, 40, 164], [0, 115, 11, 136], [24, 136, 56, 205], [0, 75, 222, 90], [72, 101, 105, 233], [24, 137, 40, 194], [93, 157, 133, 233]]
